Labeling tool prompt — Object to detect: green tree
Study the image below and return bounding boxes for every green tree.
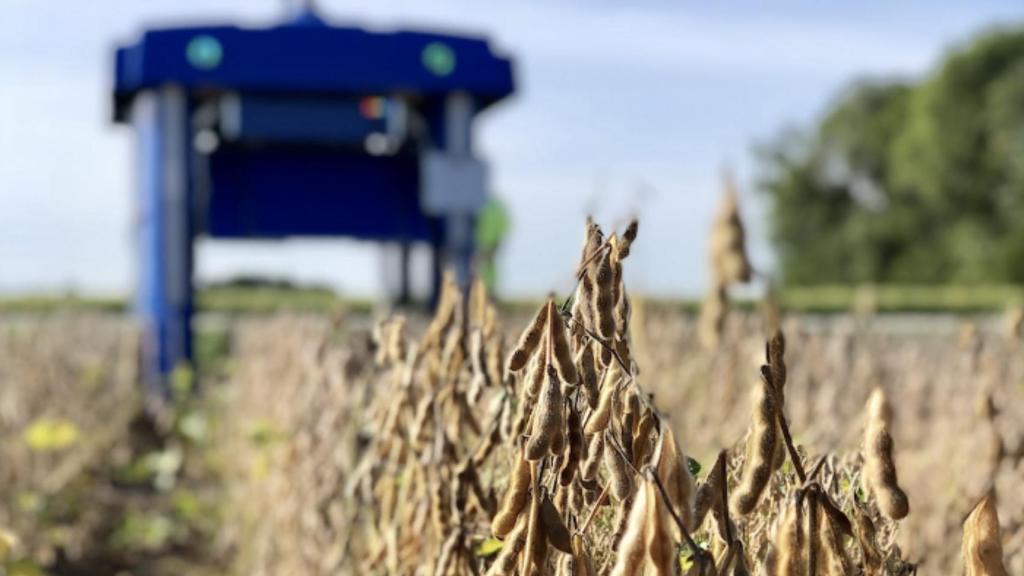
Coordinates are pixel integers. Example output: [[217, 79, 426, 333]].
[[759, 26, 1024, 285]]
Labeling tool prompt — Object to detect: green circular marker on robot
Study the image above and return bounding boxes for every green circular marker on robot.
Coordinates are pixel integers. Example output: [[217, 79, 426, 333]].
[[422, 42, 456, 76], [186, 35, 223, 70]]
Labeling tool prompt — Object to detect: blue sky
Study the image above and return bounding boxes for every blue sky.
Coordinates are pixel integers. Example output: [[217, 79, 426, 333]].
[[1, 0, 1021, 298]]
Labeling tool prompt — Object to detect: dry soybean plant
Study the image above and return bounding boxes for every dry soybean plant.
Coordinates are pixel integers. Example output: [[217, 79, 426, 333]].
[[339, 215, 1021, 576], [222, 314, 374, 575], [699, 173, 753, 349], [343, 271, 511, 574], [210, 209, 1022, 575]]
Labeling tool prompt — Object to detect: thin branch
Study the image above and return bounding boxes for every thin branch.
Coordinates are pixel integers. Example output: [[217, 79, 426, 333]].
[[568, 316, 631, 375], [579, 485, 609, 535], [716, 543, 738, 576], [605, 428, 643, 481], [813, 484, 854, 538], [802, 455, 827, 489], [575, 240, 613, 280]]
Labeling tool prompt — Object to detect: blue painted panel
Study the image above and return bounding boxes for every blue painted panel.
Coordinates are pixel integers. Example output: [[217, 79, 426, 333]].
[[113, 22, 514, 120], [204, 147, 439, 242], [225, 95, 389, 145]]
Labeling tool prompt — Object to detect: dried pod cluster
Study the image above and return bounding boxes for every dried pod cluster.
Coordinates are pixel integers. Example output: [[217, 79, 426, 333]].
[[709, 174, 752, 286], [731, 372, 778, 516], [700, 174, 753, 348], [862, 388, 910, 521], [346, 218, 694, 574], [336, 216, 987, 576]]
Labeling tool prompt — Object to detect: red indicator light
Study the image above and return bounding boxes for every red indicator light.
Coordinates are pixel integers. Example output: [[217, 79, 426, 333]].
[[359, 96, 385, 120]]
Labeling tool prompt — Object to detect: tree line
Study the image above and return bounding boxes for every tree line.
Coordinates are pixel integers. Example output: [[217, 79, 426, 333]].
[[759, 26, 1024, 285]]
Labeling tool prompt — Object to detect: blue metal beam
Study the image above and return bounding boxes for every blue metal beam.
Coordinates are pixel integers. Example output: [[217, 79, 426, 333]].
[[113, 22, 514, 122]]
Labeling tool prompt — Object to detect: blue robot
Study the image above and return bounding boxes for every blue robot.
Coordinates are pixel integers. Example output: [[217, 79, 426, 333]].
[[111, 3, 515, 396]]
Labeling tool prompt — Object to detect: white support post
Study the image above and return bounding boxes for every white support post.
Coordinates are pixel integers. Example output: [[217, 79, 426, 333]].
[[443, 92, 476, 293]]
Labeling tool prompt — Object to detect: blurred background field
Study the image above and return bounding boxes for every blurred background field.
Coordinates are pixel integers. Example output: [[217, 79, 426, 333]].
[[4, 283, 1024, 315]]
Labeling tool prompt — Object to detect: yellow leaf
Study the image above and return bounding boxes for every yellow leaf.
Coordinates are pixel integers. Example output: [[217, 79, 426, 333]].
[[0, 528, 18, 562], [475, 537, 504, 557], [23, 419, 79, 451]]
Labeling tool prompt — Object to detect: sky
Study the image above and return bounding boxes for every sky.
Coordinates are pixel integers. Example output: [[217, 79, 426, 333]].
[[1, 0, 1022, 299]]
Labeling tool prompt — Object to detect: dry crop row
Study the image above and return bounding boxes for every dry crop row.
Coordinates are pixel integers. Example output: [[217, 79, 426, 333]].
[[221, 213, 1022, 575]]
